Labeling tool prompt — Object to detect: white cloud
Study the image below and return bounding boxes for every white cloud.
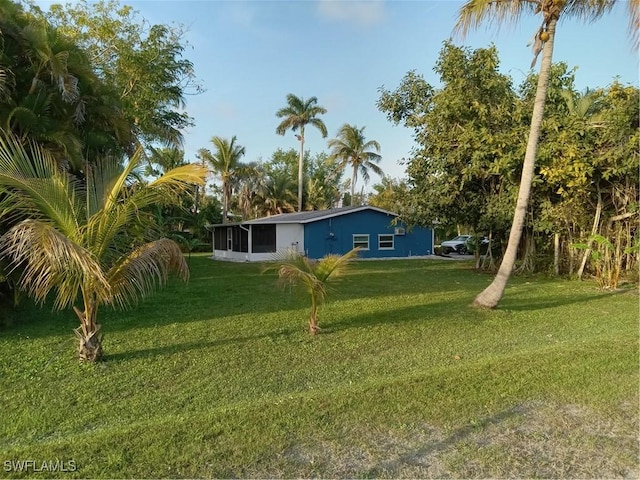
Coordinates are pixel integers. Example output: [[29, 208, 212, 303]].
[[316, 0, 386, 27]]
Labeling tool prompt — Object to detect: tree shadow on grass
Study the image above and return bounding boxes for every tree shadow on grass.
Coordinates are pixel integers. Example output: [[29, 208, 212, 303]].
[[499, 289, 629, 312], [104, 328, 298, 363], [364, 404, 526, 476]]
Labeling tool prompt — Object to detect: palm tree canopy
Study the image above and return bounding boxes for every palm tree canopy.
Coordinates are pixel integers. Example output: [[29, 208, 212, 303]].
[[454, 0, 631, 40], [199, 135, 246, 179], [275, 94, 328, 138], [0, 132, 207, 310], [269, 247, 360, 301], [328, 124, 383, 183]]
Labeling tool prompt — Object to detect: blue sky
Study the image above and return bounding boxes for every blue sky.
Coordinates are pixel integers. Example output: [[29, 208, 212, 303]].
[[42, 0, 640, 184]]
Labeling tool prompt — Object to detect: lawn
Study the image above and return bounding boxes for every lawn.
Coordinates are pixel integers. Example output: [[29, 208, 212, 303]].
[[0, 254, 637, 478]]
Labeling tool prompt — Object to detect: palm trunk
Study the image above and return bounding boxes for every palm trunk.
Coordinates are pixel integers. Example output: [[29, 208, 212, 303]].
[[309, 293, 320, 334], [473, 19, 557, 309], [73, 295, 103, 362], [298, 128, 305, 212], [222, 178, 229, 223], [351, 166, 358, 205]]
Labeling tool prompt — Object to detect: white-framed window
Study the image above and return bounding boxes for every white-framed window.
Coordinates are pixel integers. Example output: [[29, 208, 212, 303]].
[[353, 234, 370, 250], [378, 234, 395, 250]]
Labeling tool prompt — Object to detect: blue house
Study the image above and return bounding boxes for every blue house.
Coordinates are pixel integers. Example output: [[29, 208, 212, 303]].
[[210, 206, 433, 261]]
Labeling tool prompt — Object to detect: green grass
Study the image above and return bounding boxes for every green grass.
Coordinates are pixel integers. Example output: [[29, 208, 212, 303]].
[[0, 255, 638, 478]]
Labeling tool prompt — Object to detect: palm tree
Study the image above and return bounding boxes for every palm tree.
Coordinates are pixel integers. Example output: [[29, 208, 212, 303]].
[[256, 171, 297, 216], [275, 94, 328, 212], [268, 248, 359, 334], [328, 124, 383, 204], [0, 133, 207, 361], [455, 0, 637, 309], [197, 136, 246, 223]]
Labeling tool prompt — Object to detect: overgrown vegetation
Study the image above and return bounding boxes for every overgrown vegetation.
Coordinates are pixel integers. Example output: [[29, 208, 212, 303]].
[[0, 255, 636, 477]]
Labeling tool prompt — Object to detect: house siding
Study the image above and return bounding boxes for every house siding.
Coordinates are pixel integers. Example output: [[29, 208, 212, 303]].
[[303, 209, 432, 259], [276, 224, 304, 254]]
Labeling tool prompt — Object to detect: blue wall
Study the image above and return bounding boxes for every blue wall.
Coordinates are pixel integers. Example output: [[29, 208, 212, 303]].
[[303, 210, 432, 259]]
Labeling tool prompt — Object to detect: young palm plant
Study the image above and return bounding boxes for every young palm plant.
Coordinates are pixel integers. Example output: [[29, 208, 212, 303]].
[[269, 248, 359, 334], [0, 133, 207, 361]]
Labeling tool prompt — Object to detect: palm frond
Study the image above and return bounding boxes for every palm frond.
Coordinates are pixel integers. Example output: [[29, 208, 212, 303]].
[[454, 0, 535, 38], [107, 238, 189, 309], [0, 132, 81, 235], [314, 247, 360, 282], [0, 220, 110, 310]]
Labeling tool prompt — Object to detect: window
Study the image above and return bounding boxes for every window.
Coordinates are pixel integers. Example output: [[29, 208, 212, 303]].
[[378, 234, 394, 250], [252, 225, 276, 253], [353, 234, 369, 250]]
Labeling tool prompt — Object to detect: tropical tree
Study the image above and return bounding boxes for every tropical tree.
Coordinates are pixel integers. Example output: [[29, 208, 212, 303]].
[[197, 136, 246, 223], [0, 133, 207, 361], [42, 0, 201, 150], [0, 0, 131, 171], [454, 0, 638, 309], [275, 94, 328, 212], [328, 124, 383, 204], [268, 248, 360, 334]]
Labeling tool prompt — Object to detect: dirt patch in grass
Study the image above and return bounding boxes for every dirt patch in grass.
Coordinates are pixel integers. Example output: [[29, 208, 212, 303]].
[[256, 401, 639, 478]]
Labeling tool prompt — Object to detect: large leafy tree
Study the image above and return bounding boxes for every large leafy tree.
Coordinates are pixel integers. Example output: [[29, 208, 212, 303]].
[[378, 42, 520, 240], [197, 136, 246, 223], [275, 94, 328, 212], [42, 0, 201, 150], [0, 0, 130, 170], [455, 0, 638, 309], [0, 133, 207, 361], [328, 124, 383, 204]]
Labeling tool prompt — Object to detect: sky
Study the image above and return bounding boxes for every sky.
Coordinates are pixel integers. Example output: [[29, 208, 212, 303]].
[[38, 0, 640, 186]]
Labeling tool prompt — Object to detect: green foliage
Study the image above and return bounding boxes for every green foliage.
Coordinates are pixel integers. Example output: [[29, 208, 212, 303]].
[[267, 247, 359, 333], [378, 41, 520, 238], [0, 0, 130, 170], [328, 124, 383, 202], [42, 0, 201, 149], [0, 133, 207, 360]]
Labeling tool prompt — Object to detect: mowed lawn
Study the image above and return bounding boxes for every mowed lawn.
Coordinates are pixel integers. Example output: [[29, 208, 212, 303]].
[[0, 254, 637, 478]]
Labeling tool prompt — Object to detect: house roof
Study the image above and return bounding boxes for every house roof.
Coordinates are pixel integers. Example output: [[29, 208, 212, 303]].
[[207, 206, 398, 228]]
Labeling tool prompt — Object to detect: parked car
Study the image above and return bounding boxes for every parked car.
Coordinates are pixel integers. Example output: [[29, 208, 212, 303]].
[[440, 235, 472, 254], [440, 235, 489, 254]]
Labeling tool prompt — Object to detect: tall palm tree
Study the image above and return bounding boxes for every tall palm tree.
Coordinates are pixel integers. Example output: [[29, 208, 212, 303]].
[[455, 0, 637, 309], [275, 94, 328, 212], [268, 247, 359, 334], [328, 124, 383, 203], [0, 133, 207, 361], [197, 135, 246, 223]]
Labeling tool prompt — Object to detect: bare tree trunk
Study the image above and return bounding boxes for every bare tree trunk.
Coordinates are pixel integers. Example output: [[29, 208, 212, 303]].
[[554, 232, 560, 276], [298, 127, 305, 212], [577, 185, 603, 279], [473, 19, 557, 309]]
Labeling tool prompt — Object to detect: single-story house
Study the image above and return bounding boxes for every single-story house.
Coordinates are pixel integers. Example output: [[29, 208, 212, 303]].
[[208, 206, 434, 261]]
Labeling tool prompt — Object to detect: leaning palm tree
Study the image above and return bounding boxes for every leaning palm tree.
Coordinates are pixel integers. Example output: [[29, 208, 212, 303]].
[[328, 124, 383, 204], [0, 133, 207, 361], [275, 94, 328, 212], [269, 247, 359, 334], [197, 135, 246, 223], [455, 0, 638, 309]]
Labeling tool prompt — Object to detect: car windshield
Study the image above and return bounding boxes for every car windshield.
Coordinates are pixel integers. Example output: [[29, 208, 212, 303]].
[[452, 236, 469, 241]]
